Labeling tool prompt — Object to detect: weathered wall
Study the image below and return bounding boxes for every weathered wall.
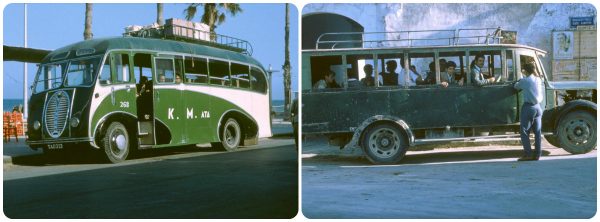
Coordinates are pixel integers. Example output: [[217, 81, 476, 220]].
[[303, 3, 597, 75]]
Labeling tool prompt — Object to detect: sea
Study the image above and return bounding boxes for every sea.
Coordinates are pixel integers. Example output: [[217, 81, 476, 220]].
[[3, 99, 25, 112], [4, 98, 287, 113]]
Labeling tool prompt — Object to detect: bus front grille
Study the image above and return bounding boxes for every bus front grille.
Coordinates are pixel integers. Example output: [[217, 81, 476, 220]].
[[45, 90, 70, 138]]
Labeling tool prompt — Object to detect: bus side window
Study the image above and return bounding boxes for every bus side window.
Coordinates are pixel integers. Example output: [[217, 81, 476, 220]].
[[506, 50, 515, 82], [439, 51, 467, 87], [175, 56, 184, 83], [114, 54, 130, 84], [99, 56, 111, 85], [209, 59, 230, 86], [184, 57, 208, 84], [250, 67, 267, 93], [133, 53, 153, 84], [231, 63, 250, 89], [346, 54, 375, 87], [155, 58, 175, 84], [310, 55, 342, 90]]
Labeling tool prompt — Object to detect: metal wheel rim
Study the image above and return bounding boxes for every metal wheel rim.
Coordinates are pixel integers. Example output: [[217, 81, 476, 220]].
[[224, 122, 240, 147], [564, 118, 593, 146], [110, 128, 127, 158], [368, 128, 401, 159]]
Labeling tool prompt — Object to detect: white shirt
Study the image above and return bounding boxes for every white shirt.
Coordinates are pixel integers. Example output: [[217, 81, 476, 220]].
[[398, 68, 419, 86], [514, 75, 543, 104]]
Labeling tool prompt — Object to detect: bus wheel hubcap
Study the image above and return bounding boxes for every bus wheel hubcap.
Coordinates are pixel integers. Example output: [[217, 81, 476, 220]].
[[369, 128, 400, 158]]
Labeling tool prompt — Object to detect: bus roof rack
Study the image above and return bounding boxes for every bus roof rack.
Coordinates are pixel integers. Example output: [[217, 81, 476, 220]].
[[315, 27, 505, 50], [124, 21, 253, 56]]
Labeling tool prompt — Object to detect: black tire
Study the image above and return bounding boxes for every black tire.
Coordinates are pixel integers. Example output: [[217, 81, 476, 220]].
[[217, 118, 241, 151], [544, 135, 561, 148], [102, 122, 130, 163], [361, 123, 408, 164], [557, 111, 596, 154]]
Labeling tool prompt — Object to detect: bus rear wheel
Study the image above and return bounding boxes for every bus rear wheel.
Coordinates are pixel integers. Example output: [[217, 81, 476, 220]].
[[361, 123, 408, 165], [102, 122, 130, 163], [217, 118, 241, 151], [557, 111, 596, 154]]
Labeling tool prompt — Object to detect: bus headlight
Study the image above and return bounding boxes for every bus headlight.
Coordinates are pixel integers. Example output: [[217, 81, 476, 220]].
[[33, 121, 41, 130], [70, 117, 80, 128]]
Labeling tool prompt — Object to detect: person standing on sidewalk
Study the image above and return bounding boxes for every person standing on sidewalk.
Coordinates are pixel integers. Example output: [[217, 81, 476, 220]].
[[514, 62, 544, 161]]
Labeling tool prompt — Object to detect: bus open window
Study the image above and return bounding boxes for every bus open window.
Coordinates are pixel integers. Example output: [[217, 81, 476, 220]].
[[309, 55, 342, 90], [175, 56, 184, 84], [184, 57, 208, 84], [231, 63, 251, 89], [155, 58, 175, 84], [346, 54, 376, 87], [376, 54, 405, 86], [408, 52, 435, 86], [468, 50, 503, 84], [209, 59, 230, 86], [250, 67, 267, 93], [114, 54, 131, 84], [439, 51, 467, 86], [65, 57, 100, 87], [133, 53, 153, 84], [506, 50, 516, 82]]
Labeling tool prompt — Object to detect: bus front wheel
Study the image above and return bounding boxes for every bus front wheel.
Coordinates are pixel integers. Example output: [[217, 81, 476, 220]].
[[361, 123, 408, 165], [217, 118, 241, 151], [557, 111, 596, 154], [102, 122, 130, 163]]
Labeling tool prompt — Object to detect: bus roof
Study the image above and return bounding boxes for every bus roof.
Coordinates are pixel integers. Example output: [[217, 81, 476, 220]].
[[303, 44, 548, 55], [43, 37, 265, 70]]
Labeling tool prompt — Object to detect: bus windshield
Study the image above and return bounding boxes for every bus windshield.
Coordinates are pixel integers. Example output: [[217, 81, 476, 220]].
[[64, 57, 101, 87], [33, 62, 67, 93]]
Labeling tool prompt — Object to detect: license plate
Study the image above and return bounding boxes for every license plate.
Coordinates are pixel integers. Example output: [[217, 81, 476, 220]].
[[47, 144, 63, 149]]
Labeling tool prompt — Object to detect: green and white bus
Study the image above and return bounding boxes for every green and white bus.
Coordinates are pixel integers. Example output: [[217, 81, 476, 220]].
[[27, 35, 271, 163]]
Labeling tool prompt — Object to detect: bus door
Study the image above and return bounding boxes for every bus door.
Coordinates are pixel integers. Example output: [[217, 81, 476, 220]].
[[153, 56, 185, 145], [133, 53, 155, 146]]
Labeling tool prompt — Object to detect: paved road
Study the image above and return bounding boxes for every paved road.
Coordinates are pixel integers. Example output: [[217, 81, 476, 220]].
[[302, 139, 597, 219], [4, 141, 298, 219]]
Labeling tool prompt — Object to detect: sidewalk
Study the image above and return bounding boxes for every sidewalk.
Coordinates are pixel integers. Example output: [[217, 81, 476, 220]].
[[3, 136, 43, 165]]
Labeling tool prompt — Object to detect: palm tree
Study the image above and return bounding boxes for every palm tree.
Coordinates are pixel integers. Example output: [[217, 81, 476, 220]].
[[184, 3, 242, 36], [283, 4, 291, 117], [157, 3, 164, 26], [83, 3, 93, 40]]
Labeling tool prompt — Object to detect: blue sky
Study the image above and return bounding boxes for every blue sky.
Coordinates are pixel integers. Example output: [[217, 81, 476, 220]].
[[2, 3, 298, 100]]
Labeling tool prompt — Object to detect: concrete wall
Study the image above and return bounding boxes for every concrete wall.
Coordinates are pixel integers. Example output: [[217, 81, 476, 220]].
[[303, 3, 597, 75]]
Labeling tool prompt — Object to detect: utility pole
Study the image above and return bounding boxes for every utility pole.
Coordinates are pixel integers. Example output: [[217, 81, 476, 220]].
[[23, 3, 28, 119], [282, 3, 291, 120]]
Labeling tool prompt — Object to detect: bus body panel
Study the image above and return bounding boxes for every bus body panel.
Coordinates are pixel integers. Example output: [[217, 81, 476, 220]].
[[28, 37, 271, 152]]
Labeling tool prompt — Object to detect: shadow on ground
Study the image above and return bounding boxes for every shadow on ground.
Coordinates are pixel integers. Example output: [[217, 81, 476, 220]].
[[303, 149, 554, 166]]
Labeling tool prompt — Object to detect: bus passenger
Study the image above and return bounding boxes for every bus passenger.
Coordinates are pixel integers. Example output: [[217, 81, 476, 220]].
[[360, 64, 381, 87], [347, 75, 362, 88], [471, 54, 495, 86], [175, 74, 182, 84], [158, 74, 166, 83], [381, 60, 399, 86], [441, 61, 464, 87], [313, 70, 340, 89], [398, 59, 419, 86]]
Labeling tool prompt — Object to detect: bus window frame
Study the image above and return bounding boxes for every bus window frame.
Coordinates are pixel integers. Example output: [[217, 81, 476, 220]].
[[51, 55, 103, 89], [154, 56, 177, 85], [183, 55, 209, 85]]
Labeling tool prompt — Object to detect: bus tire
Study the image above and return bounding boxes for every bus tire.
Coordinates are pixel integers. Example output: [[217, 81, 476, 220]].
[[219, 118, 241, 151], [557, 111, 596, 154], [102, 122, 130, 163], [361, 122, 408, 165], [544, 135, 561, 148]]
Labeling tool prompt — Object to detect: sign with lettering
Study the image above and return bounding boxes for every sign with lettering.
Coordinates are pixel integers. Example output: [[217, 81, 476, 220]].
[[570, 16, 595, 28]]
